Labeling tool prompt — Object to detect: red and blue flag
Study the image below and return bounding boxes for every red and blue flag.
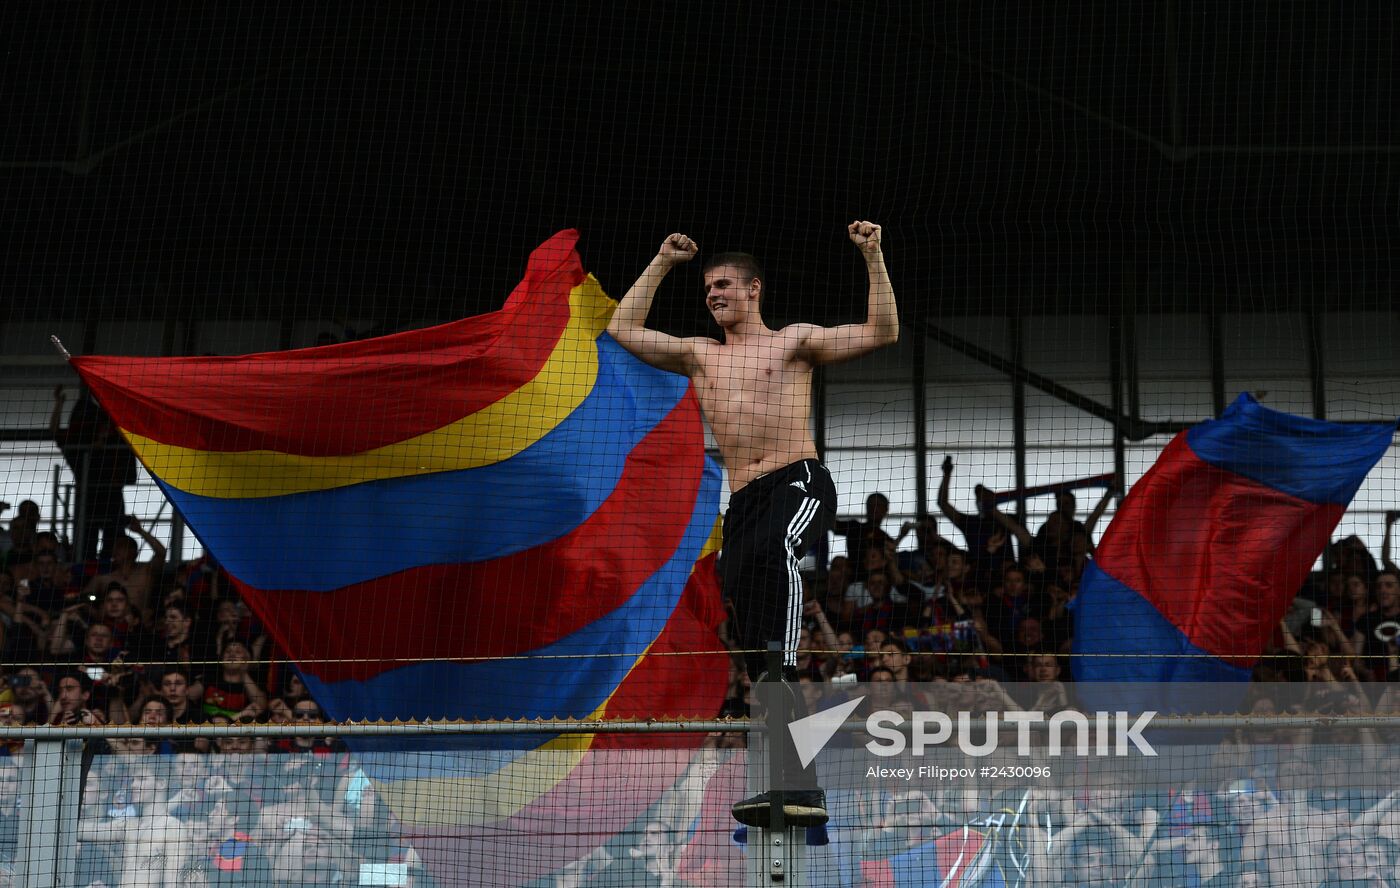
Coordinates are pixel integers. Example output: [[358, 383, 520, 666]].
[[1073, 393, 1394, 684]]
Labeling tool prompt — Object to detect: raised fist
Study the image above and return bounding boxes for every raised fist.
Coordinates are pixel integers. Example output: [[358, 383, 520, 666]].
[[657, 233, 698, 266], [848, 220, 882, 253]]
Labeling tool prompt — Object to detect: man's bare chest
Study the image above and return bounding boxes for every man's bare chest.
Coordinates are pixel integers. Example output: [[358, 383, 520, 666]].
[[695, 342, 806, 391]]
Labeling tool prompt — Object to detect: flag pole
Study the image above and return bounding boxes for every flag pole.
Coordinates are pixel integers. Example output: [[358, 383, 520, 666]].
[[50, 336, 72, 361]]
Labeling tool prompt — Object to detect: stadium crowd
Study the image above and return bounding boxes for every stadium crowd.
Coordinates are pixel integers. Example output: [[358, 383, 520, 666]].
[[2, 445, 1400, 885]]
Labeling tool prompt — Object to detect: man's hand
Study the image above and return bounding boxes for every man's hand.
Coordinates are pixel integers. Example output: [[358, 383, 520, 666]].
[[848, 221, 882, 254], [941, 455, 954, 476], [656, 233, 698, 267]]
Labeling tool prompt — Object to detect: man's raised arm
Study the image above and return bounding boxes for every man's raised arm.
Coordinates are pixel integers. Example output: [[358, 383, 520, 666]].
[[796, 221, 898, 365], [606, 233, 699, 375]]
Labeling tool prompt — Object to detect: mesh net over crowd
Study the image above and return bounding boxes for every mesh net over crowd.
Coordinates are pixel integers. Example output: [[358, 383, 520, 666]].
[[3, 3, 1399, 887]]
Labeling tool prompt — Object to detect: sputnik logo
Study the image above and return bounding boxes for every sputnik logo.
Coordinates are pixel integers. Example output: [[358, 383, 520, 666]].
[[787, 696, 865, 768]]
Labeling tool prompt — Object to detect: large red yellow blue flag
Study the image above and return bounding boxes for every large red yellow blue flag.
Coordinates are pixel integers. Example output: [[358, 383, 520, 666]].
[[70, 230, 729, 884]]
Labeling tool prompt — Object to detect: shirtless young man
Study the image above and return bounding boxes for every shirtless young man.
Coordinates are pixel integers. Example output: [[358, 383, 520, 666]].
[[609, 222, 897, 826], [78, 765, 202, 888], [81, 517, 167, 619]]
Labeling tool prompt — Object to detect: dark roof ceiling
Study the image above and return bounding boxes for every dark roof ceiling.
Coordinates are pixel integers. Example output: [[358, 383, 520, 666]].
[[3, 2, 1397, 337]]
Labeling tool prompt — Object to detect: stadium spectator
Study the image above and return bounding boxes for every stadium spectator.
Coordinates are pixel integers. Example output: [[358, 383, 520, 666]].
[[52, 386, 137, 563], [1011, 653, 1070, 712], [1339, 573, 1375, 637], [1034, 809, 1148, 887], [1355, 571, 1400, 677], [819, 554, 855, 625], [206, 713, 256, 757], [202, 640, 268, 721], [48, 670, 106, 728], [4, 502, 40, 568], [937, 457, 1020, 588], [876, 639, 913, 683], [7, 668, 50, 725], [856, 790, 946, 871], [1333, 536, 1381, 587], [21, 550, 73, 618], [900, 514, 954, 565], [980, 564, 1035, 656], [7, 531, 62, 586], [256, 757, 354, 864], [203, 789, 274, 888], [943, 548, 974, 597], [833, 492, 894, 581], [267, 669, 314, 723], [111, 696, 177, 756], [211, 598, 268, 662], [77, 764, 202, 888], [1317, 833, 1396, 888], [145, 601, 209, 696], [1029, 582, 1075, 653], [1032, 486, 1115, 573], [798, 599, 840, 680], [143, 666, 210, 753], [850, 571, 911, 637], [96, 582, 147, 656], [1006, 614, 1045, 661], [844, 540, 908, 610], [270, 700, 346, 756], [0, 582, 48, 664], [79, 517, 165, 620]]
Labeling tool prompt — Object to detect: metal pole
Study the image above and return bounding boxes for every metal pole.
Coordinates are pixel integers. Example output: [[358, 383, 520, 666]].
[[913, 331, 929, 519], [1209, 304, 1227, 417], [1304, 306, 1327, 420], [1009, 315, 1028, 528], [1108, 303, 1127, 494], [812, 367, 829, 579], [49, 465, 61, 540], [747, 641, 805, 886], [766, 642, 786, 836], [169, 512, 186, 566], [74, 448, 91, 563], [17, 738, 83, 888]]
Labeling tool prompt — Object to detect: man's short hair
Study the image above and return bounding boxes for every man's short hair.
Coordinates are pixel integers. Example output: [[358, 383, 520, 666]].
[[881, 637, 911, 656], [158, 666, 190, 684], [702, 252, 764, 287], [56, 669, 93, 695]]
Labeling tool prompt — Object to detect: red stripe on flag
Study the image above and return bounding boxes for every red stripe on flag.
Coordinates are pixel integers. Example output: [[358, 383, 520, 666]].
[[74, 230, 583, 456]]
